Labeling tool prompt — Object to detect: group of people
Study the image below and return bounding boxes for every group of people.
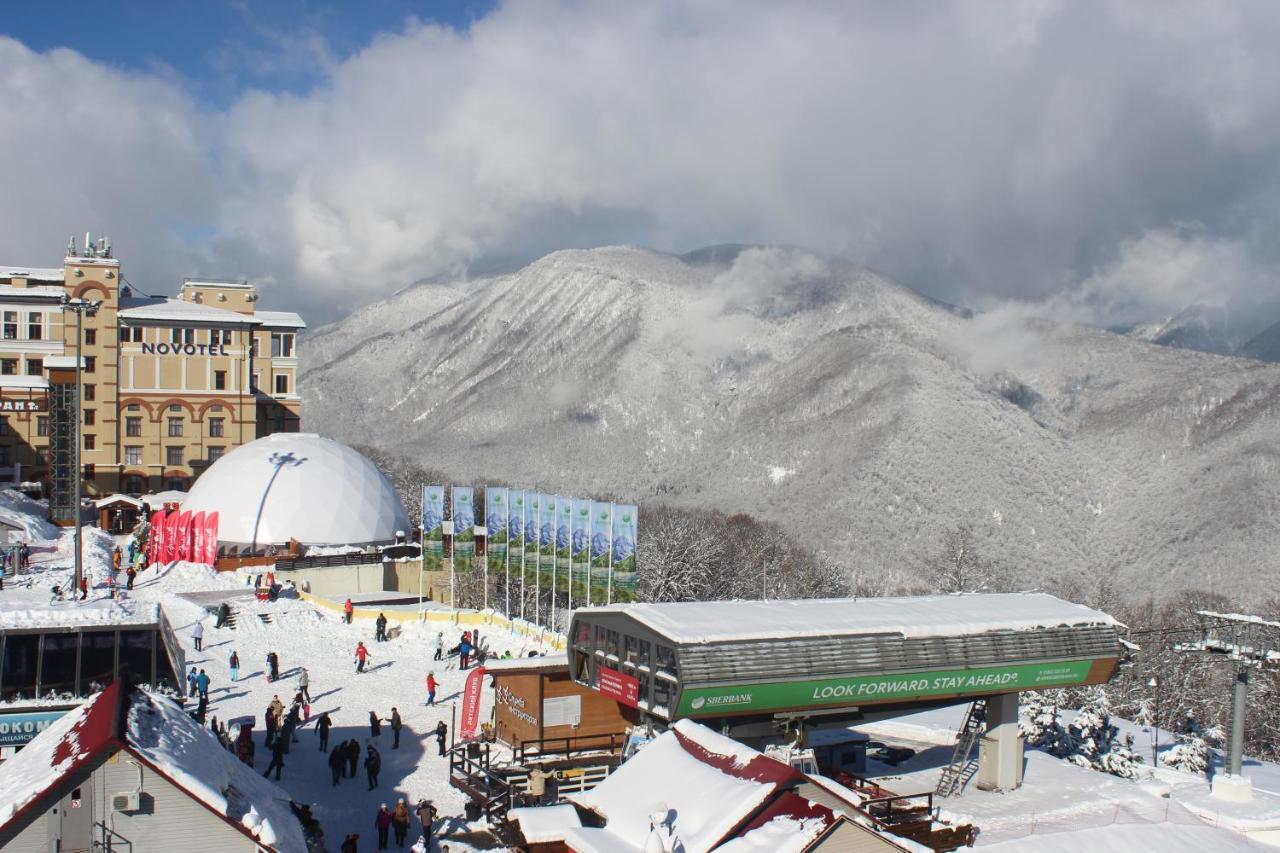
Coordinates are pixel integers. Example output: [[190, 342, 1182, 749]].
[[345, 798, 439, 853], [186, 666, 212, 721], [326, 738, 383, 789]]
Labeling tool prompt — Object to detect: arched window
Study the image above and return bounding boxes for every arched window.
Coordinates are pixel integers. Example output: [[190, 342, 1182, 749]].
[[123, 475, 146, 495]]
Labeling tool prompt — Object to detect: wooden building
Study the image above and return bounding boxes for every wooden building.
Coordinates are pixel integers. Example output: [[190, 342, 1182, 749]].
[[486, 657, 638, 751]]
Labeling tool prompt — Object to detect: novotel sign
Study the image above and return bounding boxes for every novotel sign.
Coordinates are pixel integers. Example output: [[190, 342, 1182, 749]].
[[141, 343, 231, 357]]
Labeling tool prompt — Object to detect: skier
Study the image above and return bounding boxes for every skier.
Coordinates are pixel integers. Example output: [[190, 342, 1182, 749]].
[[365, 744, 382, 790], [390, 707, 402, 749], [192, 619, 204, 651], [298, 667, 311, 702], [433, 631, 444, 661], [328, 738, 345, 785], [317, 711, 332, 751], [355, 641, 370, 673], [375, 612, 387, 642], [195, 669, 211, 699], [266, 651, 280, 682], [426, 672, 437, 706], [344, 597, 354, 624], [374, 803, 393, 851], [369, 710, 382, 739], [229, 650, 240, 682], [392, 799, 411, 848], [125, 565, 136, 590], [187, 666, 199, 697], [435, 720, 448, 756], [112, 546, 121, 571], [415, 800, 438, 848], [264, 737, 286, 781]]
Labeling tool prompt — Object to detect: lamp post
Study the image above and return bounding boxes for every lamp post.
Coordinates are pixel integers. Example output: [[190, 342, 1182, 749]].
[[1148, 675, 1161, 766], [59, 296, 100, 595]]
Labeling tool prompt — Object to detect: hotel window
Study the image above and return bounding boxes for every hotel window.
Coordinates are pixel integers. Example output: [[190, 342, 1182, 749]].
[[26, 312, 42, 340], [84, 356, 95, 373], [125, 417, 142, 437], [37, 416, 49, 437], [166, 446, 183, 466], [170, 404, 181, 412], [170, 327, 195, 345], [83, 434, 95, 450], [121, 327, 143, 343], [214, 329, 232, 346], [25, 359, 41, 376], [83, 384, 95, 401], [124, 475, 145, 494], [214, 370, 227, 390], [0, 418, 8, 436], [167, 417, 183, 437], [208, 417, 224, 437], [0, 359, 15, 375], [85, 329, 96, 345], [208, 446, 225, 462], [2, 311, 16, 339], [0, 447, 9, 466], [275, 374, 289, 394], [251, 373, 260, 392], [37, 447, 49, 465], [124, 446, 143, 465], [271, 333, 295, 358], [83, 408, 95, 426], [250, 337, 259, 357]]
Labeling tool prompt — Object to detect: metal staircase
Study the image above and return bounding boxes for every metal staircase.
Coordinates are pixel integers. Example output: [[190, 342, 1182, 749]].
[[935, 699, 987, 798]]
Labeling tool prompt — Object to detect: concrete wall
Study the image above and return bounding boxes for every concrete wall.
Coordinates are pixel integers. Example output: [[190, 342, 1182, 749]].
[[283, 563, 387, 597]]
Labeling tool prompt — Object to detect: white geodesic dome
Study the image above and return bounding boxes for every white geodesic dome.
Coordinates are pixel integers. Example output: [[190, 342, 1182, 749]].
[[181, 433, 409, 548]]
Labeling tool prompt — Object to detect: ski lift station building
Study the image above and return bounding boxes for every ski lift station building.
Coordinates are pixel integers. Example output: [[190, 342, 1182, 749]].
[[568, 593, 1120, 734]]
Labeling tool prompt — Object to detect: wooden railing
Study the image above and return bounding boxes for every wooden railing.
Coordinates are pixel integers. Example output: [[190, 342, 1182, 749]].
[[513, 732, 626, 763]]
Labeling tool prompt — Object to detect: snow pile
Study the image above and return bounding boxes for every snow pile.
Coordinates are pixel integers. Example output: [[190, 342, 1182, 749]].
[[508, 804, 582, 843], [0, 490, 59, 541], [0, 699, 92, 822], [0, 599, 159, 630], [671, 718, 765, 770], [126, 690, 306, 853], [716, 815, 827, 852], [588, 593, 1117, 644]]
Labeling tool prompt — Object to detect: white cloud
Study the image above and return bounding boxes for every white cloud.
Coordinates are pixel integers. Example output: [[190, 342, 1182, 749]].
[[2, 2, 1280, 327]]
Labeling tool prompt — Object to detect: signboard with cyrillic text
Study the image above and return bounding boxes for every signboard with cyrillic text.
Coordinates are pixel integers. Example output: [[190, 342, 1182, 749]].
[[598, 666, 640, 708]]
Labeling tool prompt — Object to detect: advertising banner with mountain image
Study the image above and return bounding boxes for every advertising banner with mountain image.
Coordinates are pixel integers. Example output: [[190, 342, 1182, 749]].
[[590, 502, 612, 575], [452, 486, 476, 559], [572, 498, 592, 599], [611, 504, 638, 596], [540, 495, 558, 574], [508, 490, 525, 570], [556, 496, 572, 575], [422, 485, 445, 559], [486, 487, 508, 559], [526, 493, 542, 570]]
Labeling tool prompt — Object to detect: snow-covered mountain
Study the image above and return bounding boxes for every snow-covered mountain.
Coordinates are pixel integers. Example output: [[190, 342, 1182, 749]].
[[300, 246, 1280, 604], [1242, 319, 1280, 363], [1123, 304, 1234, 356]]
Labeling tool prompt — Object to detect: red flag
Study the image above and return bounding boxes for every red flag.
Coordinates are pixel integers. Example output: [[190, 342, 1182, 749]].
[[190, 512, 205, 564], [178, 512, 193, 562], [203, 512, 220, 564], [459, 665, 486, 741], [163, 510, 182, 563], [148, 511, 165, 562]]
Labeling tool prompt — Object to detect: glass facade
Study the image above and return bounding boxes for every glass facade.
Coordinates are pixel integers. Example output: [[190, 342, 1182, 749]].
[[0, 627, 175, 702]]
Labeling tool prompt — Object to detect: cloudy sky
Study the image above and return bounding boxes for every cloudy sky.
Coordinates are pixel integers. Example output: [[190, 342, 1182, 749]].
[[2, 1, 1279, 331]]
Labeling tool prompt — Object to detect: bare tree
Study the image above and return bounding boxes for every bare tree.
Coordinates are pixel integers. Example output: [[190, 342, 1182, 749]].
[[924, 524, 1004, 593]]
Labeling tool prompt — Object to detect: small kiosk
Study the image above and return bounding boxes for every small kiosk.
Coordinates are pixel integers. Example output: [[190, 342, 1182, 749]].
[[486, 657, 639, 755]]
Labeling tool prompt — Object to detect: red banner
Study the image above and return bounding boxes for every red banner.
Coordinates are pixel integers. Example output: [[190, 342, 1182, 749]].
[[202, 511, 219, 564], [190, 512, 205, 564], [148, 511, 165, 563], [459, 665, 487, 742], [598, 666, 640, 708], [163, 510, 182, 563]]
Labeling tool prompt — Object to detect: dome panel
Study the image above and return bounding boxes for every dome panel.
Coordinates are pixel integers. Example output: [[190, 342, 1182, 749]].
[[182, 433, 409, 547]]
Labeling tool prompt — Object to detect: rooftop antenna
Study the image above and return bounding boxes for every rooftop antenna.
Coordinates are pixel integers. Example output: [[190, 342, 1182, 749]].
[[84, 232, 91, 257], [66, 235, 76, 257], [1173, 609, 1280, 801]]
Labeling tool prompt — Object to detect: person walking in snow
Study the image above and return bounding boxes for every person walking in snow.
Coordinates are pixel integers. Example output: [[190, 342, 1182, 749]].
[[187, 666, 199, 697], [433, 631, 444, 661], [317, 711, 332, 751], [344, 597, 354, 624], [369, 710, 382, 739], [426, 672, 437, 705], [365, 744, 382, 790], [392, 799, 411, 848], [375, 612, 387, 642], [298, 667, 311, 702], [112, 546, 121, 571], [229, 650, 240, 682], [264, 737, 286, 781], [264, 703, 279, 747], [435, 720, 448, 756], [355, 641, 370, 673], [280, 706, 299, 754], [192, 619, 204, 651], [269, 694, 285, 723], [196, 669, 211, 700], [390, 708, 403, 749], [374, 803, 393, 851], [340, 834, 359, 853], [328, 738, 345, 785], [415, 800, 437, 848], [125, 564, 136, 590], [346, 739, 360, 778], [266, 651, 279, 682]]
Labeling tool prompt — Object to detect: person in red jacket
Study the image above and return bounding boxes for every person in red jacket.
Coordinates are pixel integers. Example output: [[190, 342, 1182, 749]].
[[355, 641, 370, 673], [426, 671, 438, 705], [374, 803, 393, 851], [343, 598, 354, 624]]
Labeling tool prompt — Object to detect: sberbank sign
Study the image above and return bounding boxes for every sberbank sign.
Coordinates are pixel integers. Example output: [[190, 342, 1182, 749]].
[[677, 659, 1095, 716]]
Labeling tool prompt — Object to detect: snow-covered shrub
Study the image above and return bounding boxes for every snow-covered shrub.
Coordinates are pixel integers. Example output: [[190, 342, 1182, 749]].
[[1161, 722, 1221, 775]]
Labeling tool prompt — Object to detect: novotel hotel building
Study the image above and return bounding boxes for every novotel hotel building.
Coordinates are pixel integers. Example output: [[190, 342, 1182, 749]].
[[0, 236, 304, 500]]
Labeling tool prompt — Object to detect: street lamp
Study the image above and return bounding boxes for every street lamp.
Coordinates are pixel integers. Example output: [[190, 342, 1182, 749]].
[[1148, 675, 1161, 766], [59, 296, 101, 595]]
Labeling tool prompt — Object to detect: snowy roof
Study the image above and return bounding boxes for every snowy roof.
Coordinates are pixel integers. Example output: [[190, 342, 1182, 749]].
[[181, 433, 409, 547], [0, 683, 306, 853], [0, 267, 64, 281], [568, 719, 801, 852], [184, 278, 253, 289], [95, 494, 144, 509], [0, 285, 65, 299], [484, 656, 567, 674], [0, 490, 60, 540], [42, 356, 81, 370], [580, 593, 1117, 644], [0, 375, 50, 390], [141, 490, 188, 505], [255, 310, 307, 329], [509, 804, 582, 843], [0, 599, 159, 631], [119, 296, 259, 326]]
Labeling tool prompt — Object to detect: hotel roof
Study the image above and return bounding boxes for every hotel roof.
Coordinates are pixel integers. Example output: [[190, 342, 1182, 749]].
[[118, 296, 259, 326]]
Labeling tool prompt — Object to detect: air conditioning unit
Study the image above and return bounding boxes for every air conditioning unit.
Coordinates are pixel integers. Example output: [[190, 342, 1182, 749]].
[[112, 791, 141, 812]]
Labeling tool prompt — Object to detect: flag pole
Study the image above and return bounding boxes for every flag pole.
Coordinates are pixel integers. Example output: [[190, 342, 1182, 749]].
[[519, 493, 527, 627], [504, 490, 511, 623], [549, 499, 557, 636], [606, 503, 614, 605]]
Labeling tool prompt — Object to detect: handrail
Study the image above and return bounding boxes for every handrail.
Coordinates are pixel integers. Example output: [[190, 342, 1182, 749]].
[[514, 732, 625, 762], [93, 821, 133, 852]]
